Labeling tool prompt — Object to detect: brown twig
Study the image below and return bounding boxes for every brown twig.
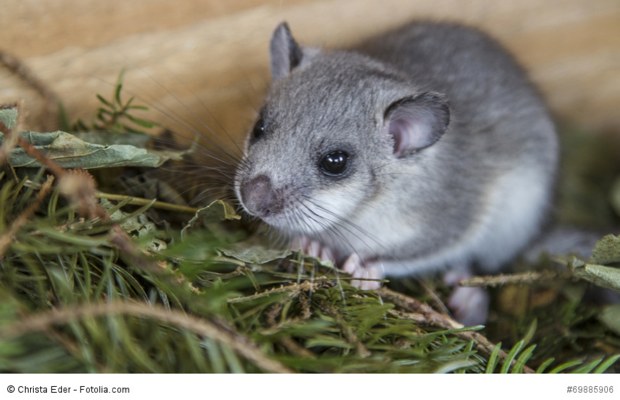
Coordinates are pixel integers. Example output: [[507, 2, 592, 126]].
[[378, 287, 535, 373], [419, 279, 451, 315], [459, 270, 572, 288], [11, 125, 106, 220], [0, 175, 54, 259], [0, 300, 291, 373], [227, 281, 319, 304], [15, 135, 65, 177], [58, 169, 107, 220], [379, 288, 463, 329], [96, 191, 199, 214]]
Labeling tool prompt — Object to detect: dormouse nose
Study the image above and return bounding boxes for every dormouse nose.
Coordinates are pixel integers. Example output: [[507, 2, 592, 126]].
[[240, 175, 283, 218]]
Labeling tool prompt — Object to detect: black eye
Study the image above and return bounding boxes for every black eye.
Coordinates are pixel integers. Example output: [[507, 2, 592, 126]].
[[319, 150, 349, 176], [251, 117, 265, 141]]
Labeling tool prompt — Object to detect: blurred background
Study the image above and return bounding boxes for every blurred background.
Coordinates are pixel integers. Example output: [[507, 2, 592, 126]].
[[0, 0, 618, 150]]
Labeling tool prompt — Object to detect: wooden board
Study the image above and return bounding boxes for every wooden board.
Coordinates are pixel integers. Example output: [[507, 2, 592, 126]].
[[0, 0, 618, 152]]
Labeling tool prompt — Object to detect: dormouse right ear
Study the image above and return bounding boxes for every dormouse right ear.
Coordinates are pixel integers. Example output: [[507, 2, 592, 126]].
[[270, 22, 304, 80], [384, 92, 450, 158]]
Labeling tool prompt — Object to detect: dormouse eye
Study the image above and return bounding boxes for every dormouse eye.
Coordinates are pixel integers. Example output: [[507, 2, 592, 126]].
[[251, 117, 266, 141], [319, 150, 349, 176]]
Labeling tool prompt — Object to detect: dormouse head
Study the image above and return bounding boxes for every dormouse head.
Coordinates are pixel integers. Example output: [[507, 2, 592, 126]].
[[234, 22, 450, 238]]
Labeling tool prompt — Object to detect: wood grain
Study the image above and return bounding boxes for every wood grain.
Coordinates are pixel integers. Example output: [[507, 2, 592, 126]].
[[0, 0, 618, 151]]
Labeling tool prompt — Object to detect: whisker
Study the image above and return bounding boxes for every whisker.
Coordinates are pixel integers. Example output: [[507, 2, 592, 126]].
[[135, 69, 246, 162], [299, 194, 387, 255], [89, 74, 244, 169], [83, 73, 261, 211]]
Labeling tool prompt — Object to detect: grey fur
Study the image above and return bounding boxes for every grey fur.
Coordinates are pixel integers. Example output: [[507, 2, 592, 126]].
[[234, 21, 559, 324], [270, 22, 303, 81]]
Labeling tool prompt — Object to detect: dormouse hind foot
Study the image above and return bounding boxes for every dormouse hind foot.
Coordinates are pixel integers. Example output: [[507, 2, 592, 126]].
[[444, 270, 490, 326]]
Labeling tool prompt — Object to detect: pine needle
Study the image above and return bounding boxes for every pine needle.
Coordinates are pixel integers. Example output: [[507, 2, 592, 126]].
[[0, 175, 54, 258], [0, 300, 291, 373]]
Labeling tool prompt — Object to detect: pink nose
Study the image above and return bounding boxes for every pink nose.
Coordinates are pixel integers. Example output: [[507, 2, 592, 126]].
[[240, 175, 283, 218]]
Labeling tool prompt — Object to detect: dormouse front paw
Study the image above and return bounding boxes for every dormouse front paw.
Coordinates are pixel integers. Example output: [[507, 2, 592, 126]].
[[291, 238, 384, 290], [342, 253, 384, 290], [290, 236, 336, 266]]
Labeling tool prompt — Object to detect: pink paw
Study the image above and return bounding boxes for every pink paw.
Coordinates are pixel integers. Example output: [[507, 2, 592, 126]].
[[342, 253, 384, 290], [291, 238, 383, 290], [444, 269, 490, 326], [290, 236, 336, 266], [447, 286, 490, 326]]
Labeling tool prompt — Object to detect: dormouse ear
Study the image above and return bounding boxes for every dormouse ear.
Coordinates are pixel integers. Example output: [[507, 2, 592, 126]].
[[270, 22, 303, 80], [384, 92, 450, 158]]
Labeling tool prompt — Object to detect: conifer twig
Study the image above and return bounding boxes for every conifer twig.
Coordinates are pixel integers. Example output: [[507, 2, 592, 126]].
[[265, 304, 316, 359], [378, 288, 535, 373], [322, 303, 371, 358], [460, 270, 572, 288], [227, 281, 319, 304], [0, 300, 291, 373]]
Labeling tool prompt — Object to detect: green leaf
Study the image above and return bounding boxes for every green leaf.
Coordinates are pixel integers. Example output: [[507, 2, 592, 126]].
[[114, 81, 124, 106], [181, 200, 240, 237], [97, 108, 113, 117], [592, 354, 620, 373], [512, 344, 536, 373], [548, 359, 583, 373], [536, 357, 556, 373], [3, 130, 188, 169], [124, 96, 135, 109], [36, 227, 110, 248], [220, 244, 291, 265], [485, 342, 502, 373], [571, 262, 620, 292], [0, 106, 18, 130], [522, 319, 537, 346], [572, 357, 607, 374], [95, 94, 114, 108], [125, 113, 158, 129], [590, 234, 620, 265], [500, 340, 524, 373], [598, 304, 620, 335], [72, 131, 151, 147], [433, 359, 479, 373], [127, 104, 149, 111]]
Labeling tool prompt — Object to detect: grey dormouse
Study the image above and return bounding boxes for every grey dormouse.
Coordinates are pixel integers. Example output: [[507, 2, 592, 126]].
[[234, 21, 559, 325]]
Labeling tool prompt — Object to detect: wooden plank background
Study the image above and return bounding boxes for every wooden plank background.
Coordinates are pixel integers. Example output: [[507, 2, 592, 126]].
[[0, 0, 618, 153]]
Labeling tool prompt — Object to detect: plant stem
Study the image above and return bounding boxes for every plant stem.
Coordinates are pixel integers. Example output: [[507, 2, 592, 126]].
[[96, 191, 198, 214]]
